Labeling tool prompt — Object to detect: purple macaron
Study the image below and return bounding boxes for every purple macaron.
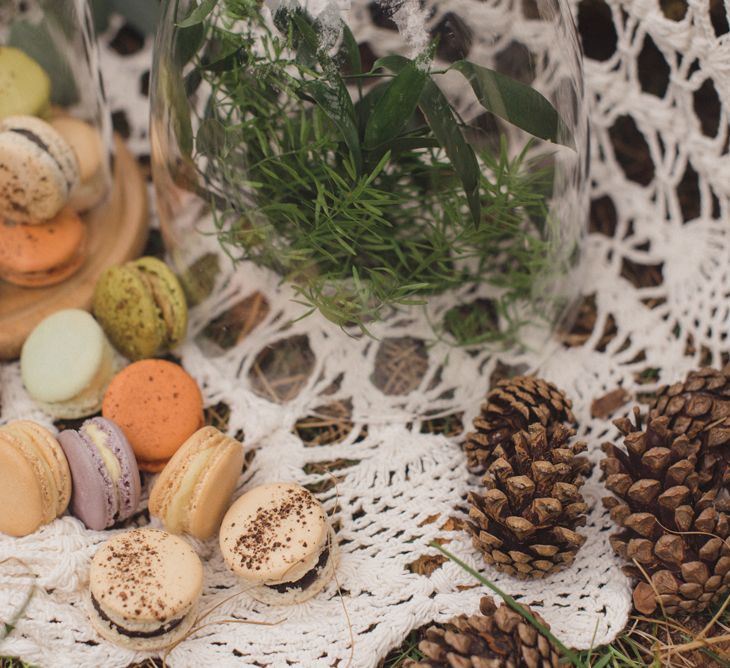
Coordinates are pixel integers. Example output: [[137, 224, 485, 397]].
[[58, 417, 141, 530]]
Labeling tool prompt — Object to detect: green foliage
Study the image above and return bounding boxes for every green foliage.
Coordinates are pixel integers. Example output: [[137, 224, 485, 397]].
[[179, 0, 573, 339], [452, 60, 572, 146]]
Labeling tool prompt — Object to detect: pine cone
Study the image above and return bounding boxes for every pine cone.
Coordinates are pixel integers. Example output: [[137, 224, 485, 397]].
[[602, 409, 730, 615], [405, 596, 561, 668], [468, 423, 592, 579], [651, 366, 730, 502], [464, 377, 575, 474]]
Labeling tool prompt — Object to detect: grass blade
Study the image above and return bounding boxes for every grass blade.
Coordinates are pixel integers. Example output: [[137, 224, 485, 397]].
[[300, 78, 362, 174], [431, 542, 585, 667]]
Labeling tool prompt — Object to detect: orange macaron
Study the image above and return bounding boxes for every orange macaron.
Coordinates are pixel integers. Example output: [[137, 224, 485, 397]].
[[0, 207, 86, 287], [102, 359, 204, 473]]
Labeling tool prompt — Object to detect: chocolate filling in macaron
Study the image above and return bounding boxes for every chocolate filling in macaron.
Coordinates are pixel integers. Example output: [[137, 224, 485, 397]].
[[267, 546, 331, 594], [90, 595, 185, 639]]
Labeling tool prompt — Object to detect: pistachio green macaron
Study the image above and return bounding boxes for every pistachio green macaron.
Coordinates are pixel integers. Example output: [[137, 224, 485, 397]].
[[92, 256, 188, 360]]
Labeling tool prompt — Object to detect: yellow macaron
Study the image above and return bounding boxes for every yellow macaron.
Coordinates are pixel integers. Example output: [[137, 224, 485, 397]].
[[149, 426, 245, 540]]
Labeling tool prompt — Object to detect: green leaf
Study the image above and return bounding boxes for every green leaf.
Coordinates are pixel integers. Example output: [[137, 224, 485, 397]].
[[364, 61, 428, 149], [177, 0, 216, 28], [292, 12, 320, 55], [340, 24, 361, 75], [451, 60, 572, 146], [355, 82, 388, 135], [174, 22, 205, 65], [371, 54, 413, 73], [370, 54, 480, 224], [274, 7, 320, 67], [299, 79, 362, 175], [419, 80, 481, 225], [196, 118, 227, 156]]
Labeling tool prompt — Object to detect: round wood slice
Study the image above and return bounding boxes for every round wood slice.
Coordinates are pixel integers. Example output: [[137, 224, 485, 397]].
[[0, 135, 148, 360]]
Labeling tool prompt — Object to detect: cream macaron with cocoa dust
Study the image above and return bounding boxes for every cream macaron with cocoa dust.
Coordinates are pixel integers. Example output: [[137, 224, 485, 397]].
[[87, 528, 203, 650], [219, 483, 336, 605]]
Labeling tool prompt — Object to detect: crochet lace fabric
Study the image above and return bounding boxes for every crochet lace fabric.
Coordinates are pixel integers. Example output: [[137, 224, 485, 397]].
[[2, 1, 729, 666]]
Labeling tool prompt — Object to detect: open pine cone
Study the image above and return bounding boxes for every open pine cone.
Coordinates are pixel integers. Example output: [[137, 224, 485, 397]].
[[464, 376, 576, 474], [468, 422, 592, 579], [651, 366, 730, 500], [602, 409, 730, 615], [405, 596, 561, 668]]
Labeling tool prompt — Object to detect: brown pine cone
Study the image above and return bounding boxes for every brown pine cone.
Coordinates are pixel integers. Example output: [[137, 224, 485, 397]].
[[464, 376, 575, 474], [602, 409, 730, 614], [405, 596, 561, 668], [651, 366, 730, 501], [468, 423, 592, 579]]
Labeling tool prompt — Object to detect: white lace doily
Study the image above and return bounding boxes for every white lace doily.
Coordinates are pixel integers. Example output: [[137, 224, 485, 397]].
[[3, 0, 730, 665]]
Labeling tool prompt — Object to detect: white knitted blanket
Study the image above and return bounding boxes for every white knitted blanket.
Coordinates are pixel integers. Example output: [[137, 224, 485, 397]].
[[2, 0, 729, 665]]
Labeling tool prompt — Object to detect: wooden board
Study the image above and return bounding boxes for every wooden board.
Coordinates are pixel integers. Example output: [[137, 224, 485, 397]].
[[0, 136, 148, 360]]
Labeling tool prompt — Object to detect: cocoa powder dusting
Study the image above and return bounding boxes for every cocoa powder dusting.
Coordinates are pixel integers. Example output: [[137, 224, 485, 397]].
[[97, 530, 177, 619], [232, 488, 321, 569]]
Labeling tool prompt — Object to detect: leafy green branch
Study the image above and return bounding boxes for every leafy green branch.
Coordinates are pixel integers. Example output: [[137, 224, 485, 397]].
[[171, 0, 577, 340]]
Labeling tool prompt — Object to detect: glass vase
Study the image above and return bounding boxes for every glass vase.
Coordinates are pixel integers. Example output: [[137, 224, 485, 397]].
[[0, 0, 112, 193], [0, 0, 148, 361], [151, 0, 588, 404]]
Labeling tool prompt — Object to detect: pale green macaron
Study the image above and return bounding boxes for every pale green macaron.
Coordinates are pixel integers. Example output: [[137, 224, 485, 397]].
[[0, 47, 51, 119], [20, 309, 118, 419], [93, 256, 188, 360]]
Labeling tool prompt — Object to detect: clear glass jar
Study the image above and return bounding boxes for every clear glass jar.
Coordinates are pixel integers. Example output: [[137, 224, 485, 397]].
[[0, 0, 113, 194], [151, 0, 587, 394], [0, 0, 143, 360]]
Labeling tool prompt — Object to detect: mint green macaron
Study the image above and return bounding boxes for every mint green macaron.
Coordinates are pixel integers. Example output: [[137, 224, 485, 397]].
[[92, 256, 188, 360], [20, 309, 117, 418]]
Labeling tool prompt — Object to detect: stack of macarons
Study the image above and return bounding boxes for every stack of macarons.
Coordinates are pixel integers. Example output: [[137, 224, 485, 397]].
[[0, 48, 109, 288]]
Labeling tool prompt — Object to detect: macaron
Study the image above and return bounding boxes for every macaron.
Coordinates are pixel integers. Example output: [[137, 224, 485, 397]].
[[0, 208, 86, 287], [0, 47, 51, 119], [102, 359, 204, 473], [0, 420, 71, 536], [219, 483, 337, 605], [50, 116, 109, 212], [0, 115, 79, 224], [57, 417, 141, 531], [21, 309, 118, 419], [93, 257, 189, 360], [149, 426, 244, 540], [87, 528, 203, 651]]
